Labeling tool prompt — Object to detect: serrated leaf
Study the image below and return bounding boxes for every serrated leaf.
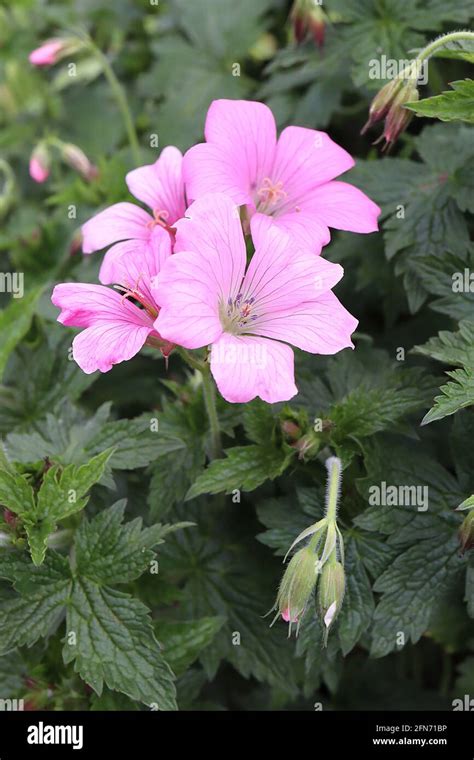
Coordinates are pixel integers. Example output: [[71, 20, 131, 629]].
[[422, 368, 474, 425], [155, 617, 226, 675], [0, 553, 71, 655], [74, 501, 157, 585], [370, 532, 465, 657], [337, 536, 374, 656], [0, 469, 35, 515], [406, 80, 474, 124], [413, 320, 474, 367], [25, 448, 114, 565], [186, 445, 293, 499], [64, 579, 176, 709]]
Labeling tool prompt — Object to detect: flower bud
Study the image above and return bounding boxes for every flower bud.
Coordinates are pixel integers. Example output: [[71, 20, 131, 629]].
[[29, 144, 50, 183], [379, 81, 418, 149], [459, 510, 474, 555], [361, 78, 403, 135], [274, 547, 319, 633], [319, 560, 345, 637], [29, 37, 84, 67], [290, 1, 326, 48], [62, 143, 98, 181]]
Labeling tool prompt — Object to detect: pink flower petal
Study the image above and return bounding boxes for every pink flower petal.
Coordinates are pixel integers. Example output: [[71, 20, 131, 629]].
[[52, 283, 154, 373], [99, 226, 172, 307], [273, 126, 355, 204], [244, 221, 343, 314], [152, 247, 224, 350], [210, 332, 297, 404], [81, 202, 152, 254], [174, 193, 246, 300], [252, 290, 358, 354], [126, 146, 186, 224], [299, 180, 381, 233], [184, 99, 277, 204]]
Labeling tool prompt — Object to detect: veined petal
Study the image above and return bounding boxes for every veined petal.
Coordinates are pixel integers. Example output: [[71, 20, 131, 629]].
[[184, 99, 277, 203], [298, 180, 381, 233], [99, 226, 172, 308], [210, 333, 297, 404], [243, 221, 343, 314], [126, 146, 186, 224], [175, 193, 246, 301], [152, 250, 224, 350], [252, 290, 358, 354], [272, 126, 354, 204], [51, 283, 154, 373], [81, 202, 152, 253]]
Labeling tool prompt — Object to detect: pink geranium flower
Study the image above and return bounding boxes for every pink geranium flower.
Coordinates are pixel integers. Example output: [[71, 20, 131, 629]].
[[183, 99, 381, 253], [152, 193, 358, 404], [52, 227, 173, 374], [81, 146, 187, 255]]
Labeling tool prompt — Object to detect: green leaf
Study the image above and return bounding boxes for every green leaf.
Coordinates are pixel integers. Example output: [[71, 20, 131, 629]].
[[74, 500, 159, 585], [0, 287, 43, 380], [406, 80, 474, 123], [421, 368, 474, 425], [0, 553, 71, 655], [413, 320, 474, 367], [25, 448, 114, 565], [337, 536, 374, 656], [63, 579, 176, 709], [458, 495, 474, 512], [370, 532, 465, 657], [186, 445, 293, 499], [155, 617, 226, 676], [0, 469, 35, 515]]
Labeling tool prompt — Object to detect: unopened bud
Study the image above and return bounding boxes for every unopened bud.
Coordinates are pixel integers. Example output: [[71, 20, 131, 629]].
[[29, 144, 50, 183], [319, 560, 345, 637], [290, 0, 327, 48], [379, 81, 418, 150], [29, 37, 84, 67], [62, 143, 98, 181], [274, 547, 318, 633], [281, 419, 301, 442]]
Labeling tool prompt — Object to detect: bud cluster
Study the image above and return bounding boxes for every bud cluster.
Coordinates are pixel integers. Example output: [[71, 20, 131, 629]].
[[271, 456, 346, 640], [361, 60, 421, 149]]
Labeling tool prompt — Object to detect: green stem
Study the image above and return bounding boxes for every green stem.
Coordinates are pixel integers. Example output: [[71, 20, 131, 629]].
[[201, 369, 222, 460], [325, 456, 341, 523], [176, 346, 207, 372], [86, 39, 141, 165], [417, 30, 474, 64]]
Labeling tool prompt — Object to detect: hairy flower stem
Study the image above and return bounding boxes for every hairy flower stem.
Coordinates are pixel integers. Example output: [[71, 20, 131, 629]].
[[201, 369, 222, 460], [86, 37, 141, 166], [325, 456, 342, 523], [416, 30, 474, 64]]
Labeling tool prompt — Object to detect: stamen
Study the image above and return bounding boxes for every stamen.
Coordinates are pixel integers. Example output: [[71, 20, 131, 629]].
[[256, 177, 287, 211]]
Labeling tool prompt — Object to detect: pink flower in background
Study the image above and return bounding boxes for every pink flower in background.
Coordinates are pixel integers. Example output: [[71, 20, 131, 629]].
[[29, 156, 49, 183], [29, 39, 68, 66], [82, 146, 186, 254], [52, 227, 173, 374], [183, 99, 380, 253], [29, 144, 50, 183], [152, 193, 357, 404]]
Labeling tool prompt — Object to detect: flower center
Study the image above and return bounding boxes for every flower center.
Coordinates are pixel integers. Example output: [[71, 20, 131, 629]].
[[147, 208, 170, 229], [219, 293, 258, 335], [114, 277, 159, 319], [256, 177, 287, 213]]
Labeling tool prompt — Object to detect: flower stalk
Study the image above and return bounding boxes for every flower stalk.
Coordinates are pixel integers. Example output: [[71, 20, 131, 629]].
[[362, 30, 474, 149], [271, 455, 346, 640]]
